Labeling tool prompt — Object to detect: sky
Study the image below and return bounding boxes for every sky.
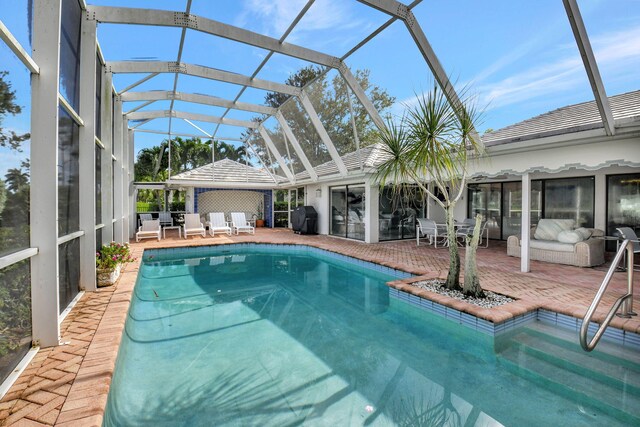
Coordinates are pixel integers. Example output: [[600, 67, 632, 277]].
[[1, 0, 640, 177]]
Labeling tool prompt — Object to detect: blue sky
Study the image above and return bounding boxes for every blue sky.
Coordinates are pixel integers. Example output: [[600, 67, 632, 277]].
[[1, 0, 640, 176]]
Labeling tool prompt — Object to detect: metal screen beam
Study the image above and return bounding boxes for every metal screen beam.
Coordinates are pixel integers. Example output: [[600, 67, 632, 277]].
[[121, 90, 276, 115], [563, 0, 615, 136], [357, 0, 470, 125], [275, 111, 318, 181], [118, 72, 159, 94], [258, 127, 295, 183], [127, 110, 258, 128], [88, 6, 339, 67], [337, 65, 386, 131], [107, 61, 300, 96], [298, 92, 348, 176]]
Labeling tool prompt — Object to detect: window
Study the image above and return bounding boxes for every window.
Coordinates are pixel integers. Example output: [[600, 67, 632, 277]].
[[543, 177, 594, 228], [58, 107, 80, 236], [59, 0, 82, 110]]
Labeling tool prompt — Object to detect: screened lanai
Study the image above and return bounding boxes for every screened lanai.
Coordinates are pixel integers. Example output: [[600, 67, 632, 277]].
[[1, 0, 640, 401]]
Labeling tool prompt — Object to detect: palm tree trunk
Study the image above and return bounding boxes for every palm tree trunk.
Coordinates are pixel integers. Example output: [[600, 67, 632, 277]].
[[445, 206, 461, 290], [463, 214, 485, 297]]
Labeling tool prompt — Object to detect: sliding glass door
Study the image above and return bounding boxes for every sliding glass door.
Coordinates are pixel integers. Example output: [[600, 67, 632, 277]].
[[330, 185, 365, 241], [607, 173, 640, 251], [378, 186, 425, 241]]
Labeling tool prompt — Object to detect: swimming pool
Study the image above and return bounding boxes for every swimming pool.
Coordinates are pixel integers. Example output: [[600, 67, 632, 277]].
[[104, 244, 640, 426]]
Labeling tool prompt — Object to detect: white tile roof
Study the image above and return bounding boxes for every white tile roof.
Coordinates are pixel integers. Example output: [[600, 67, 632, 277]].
[[483, 90, 640, 146], [171, 158, 286, 184]]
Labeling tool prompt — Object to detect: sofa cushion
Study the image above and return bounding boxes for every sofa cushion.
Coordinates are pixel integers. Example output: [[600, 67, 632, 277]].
[[534, 218, 576, 241], [557, 230, 584, 244], [575, 227, 592, 240], [530, 239, 576, 252]]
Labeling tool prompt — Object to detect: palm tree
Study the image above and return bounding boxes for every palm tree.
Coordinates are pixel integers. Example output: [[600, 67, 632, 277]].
[[375, 85, 485, 295]]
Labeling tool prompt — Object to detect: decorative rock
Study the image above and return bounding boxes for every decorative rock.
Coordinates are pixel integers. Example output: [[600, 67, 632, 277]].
[[411, 279, 514, 309]]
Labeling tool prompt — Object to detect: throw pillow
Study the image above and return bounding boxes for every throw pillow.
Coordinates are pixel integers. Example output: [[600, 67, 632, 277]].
[[557, 230, 584, 244], [534, 219, 569, 240], [574, 227, 592, 240]]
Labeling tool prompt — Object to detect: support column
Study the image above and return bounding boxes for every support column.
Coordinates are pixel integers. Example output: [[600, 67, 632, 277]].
[[126, 128, 135, 240], [365, 179, 379, 243], [101, 76, 114, 242], [30, 0, 62, 347], [113, 99, 124, 242], [521, 173, 531, 273], [78, 16, 97, 291]]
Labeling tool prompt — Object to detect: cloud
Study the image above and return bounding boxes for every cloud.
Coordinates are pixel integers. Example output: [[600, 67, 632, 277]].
[[474, 25, 640, 110], [235, 0, 370, 48]]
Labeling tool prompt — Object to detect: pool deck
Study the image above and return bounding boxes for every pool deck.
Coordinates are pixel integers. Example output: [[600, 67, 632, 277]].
[[1, 228, 638, 426]]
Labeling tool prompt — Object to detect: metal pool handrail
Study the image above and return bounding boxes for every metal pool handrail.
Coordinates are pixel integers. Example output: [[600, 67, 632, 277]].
[[580, 239, 636, 352]]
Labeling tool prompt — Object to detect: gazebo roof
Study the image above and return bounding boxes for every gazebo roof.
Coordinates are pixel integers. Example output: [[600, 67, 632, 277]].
[[169, 158, 286, 185]]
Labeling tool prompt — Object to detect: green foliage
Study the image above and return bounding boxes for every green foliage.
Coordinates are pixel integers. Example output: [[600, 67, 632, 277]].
[[250, 66, 395, 169], [374, 84, 484, 293], [0, 71, 30, 150], [0, 260, 31, 361], [96, 242, 135, 271]]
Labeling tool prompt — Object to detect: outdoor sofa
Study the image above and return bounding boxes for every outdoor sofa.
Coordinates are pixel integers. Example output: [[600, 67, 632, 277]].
[[507, 218, 605, 267]]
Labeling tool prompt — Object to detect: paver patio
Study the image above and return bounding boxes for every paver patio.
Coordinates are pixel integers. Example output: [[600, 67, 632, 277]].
[[1, 228, 638, 426]]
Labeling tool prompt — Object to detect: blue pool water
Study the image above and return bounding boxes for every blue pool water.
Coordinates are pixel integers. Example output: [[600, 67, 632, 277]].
[[104, 245, 639, 426]]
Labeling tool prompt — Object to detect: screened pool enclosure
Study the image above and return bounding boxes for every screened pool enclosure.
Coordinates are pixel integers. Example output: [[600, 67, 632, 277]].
[[1, 0, 639, 394]]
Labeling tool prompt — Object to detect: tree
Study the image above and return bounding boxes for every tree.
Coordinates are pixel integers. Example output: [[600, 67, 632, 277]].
[[375, 85, 485, 295], [0, 71, 30, 150], [252, 66, 395, 169]]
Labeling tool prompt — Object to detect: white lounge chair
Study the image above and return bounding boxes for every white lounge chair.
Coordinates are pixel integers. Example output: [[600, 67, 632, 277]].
[[206, 212, 232, 237], [158, 211, 173, 227], [136, 219, 161, 242], [231, 212, 255, 235], [183, 213, 206, 239], [416, 218, 447, 247]]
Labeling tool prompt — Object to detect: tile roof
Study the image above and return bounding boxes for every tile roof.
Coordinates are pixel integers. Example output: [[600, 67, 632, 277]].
[[170, 158, 286, 184], [483, 90, 640, 146]]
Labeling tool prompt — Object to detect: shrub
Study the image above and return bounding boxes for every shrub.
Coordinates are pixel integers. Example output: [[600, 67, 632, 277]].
[[96, 242, 135, 271]]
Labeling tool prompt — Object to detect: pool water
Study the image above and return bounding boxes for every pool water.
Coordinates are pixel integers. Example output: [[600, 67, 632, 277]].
[[104, 246, 639, 426]]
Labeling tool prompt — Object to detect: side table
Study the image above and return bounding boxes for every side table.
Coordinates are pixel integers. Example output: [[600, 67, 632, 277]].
[[163, 225, 182, 239]]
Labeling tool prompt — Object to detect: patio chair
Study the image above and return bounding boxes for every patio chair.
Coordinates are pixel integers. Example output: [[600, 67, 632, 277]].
[[158, 211, 173, 227], [206, 212, 232, 237], [136, 219, 161, 242], [456, 218, 489, 248], [183, 213, 206, 239], [231, 212, 255, 235], [616, 227, 640, 271], [138, 213, 153, 227], [416, 218, 447, 247]]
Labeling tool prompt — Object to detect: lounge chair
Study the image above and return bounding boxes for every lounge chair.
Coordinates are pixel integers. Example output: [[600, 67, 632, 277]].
[[138, 213, 153, 227], [231, 212, 255, 235], [416, 218, 447, 247], [158, 211, 173, 227], [136, 219, 161, 242], [206, 212, 232, 237], [183, 213, 206, 239]]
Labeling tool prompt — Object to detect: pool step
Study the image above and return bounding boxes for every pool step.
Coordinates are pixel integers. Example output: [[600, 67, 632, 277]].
[[498, 324, 640, 425]]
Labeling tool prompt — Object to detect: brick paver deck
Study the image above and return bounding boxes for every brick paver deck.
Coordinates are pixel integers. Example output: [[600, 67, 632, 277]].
[[1, 228, 638, 426]]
